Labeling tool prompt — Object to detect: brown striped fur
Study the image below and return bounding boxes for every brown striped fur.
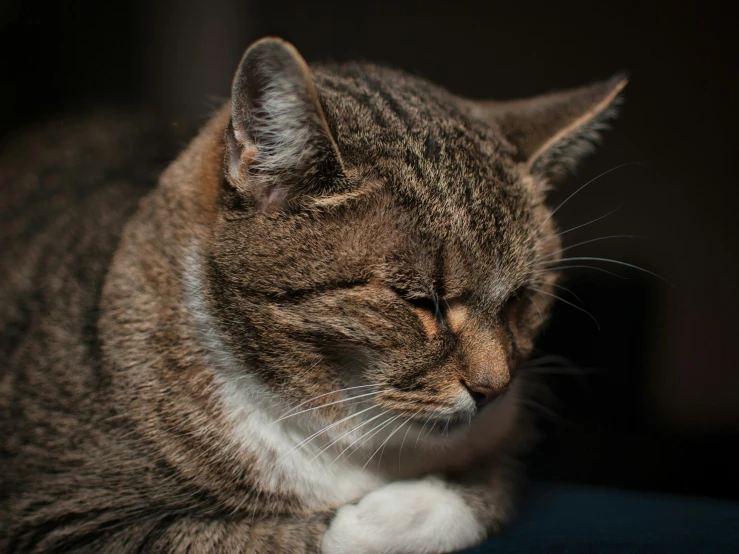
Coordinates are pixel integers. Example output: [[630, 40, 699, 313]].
[[0, 38, 625, 552]]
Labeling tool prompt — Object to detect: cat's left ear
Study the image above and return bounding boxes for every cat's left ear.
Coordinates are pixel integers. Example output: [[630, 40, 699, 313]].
[[226, 37, 345, 211], [469, 75, 627, 181]]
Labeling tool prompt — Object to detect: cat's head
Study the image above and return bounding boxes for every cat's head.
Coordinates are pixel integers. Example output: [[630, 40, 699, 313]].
[[200, 38, 624, 436]]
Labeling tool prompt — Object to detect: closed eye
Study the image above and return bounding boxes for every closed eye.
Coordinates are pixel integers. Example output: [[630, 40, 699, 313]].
[[401, 293, 447, 331], [388, 286, 447, 324], [405, 296, 440, 316], [406, 297, 444, 338]]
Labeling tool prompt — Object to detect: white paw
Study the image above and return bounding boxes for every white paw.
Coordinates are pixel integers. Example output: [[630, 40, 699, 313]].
[[321, 476, 485, 554]]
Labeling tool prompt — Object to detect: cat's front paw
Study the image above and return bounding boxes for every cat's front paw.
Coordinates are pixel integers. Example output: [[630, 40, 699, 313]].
[[321, 475, 485, 554]]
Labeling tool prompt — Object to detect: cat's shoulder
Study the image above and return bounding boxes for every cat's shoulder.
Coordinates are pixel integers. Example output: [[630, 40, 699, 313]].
[[0, 111, 195, 348], [0, 110, 195, 247], [0, 111, 192, 200]]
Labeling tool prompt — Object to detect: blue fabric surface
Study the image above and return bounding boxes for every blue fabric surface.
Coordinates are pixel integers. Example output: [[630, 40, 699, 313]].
[[457, 484, 739, 553]]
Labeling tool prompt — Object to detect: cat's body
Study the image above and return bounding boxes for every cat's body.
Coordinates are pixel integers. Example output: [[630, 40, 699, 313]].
[[0, 39, 624, 553]]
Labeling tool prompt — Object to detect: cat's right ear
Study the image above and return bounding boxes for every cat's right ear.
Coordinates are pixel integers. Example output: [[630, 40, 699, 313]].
[[469, 76, 627, 183], [225, 38, 345, 212]]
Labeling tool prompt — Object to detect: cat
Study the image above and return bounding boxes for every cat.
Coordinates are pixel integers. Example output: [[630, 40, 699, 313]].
[[0, 37, 625, 553]]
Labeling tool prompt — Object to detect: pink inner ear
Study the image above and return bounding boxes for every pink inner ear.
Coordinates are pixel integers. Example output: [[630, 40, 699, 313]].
[[258, 186, 288, 213]]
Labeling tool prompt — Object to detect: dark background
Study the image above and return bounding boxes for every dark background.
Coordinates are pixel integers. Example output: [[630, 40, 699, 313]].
[[2, 1, 738, 499]]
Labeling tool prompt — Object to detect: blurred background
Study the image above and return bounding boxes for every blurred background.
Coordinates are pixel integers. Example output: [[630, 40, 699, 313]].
[[2, 0, 737, 499]]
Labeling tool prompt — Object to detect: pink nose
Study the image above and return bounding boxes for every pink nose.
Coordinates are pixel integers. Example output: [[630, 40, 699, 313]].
[[462, 380, 507, 409]]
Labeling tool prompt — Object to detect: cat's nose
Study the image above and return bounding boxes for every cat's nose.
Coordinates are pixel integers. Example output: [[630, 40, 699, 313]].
[[462, 380, 507, 409]]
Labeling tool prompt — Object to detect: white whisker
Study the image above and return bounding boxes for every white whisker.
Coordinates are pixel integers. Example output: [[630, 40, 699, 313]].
[[544, 205, 622, 242], [273, 404, 379, 468], [357, 416, 404, 472], [536, 256, 671, 285], [276, 383, 381, 421], [414, 412, 436, 450], [398, 407, 425, 470], [532, 287, 600, 329], [275, 388, 382, 423], [540, 235, 638, 261], [325, 412, 396, 471], [529, 296, 544, 321], [537, 162, 639, 233], [532, 265, 627, 279], [365, 416, 412, 473], [548, 282, 582, 302], [352, 414, 402, 460], [311, 410, 389, 466]]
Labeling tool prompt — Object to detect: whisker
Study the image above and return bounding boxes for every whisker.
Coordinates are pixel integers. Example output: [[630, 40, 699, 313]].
[[424, 418, 440, 438], [273, 404, 379, 468], [353, 414, 403, 458], [532, 265, 628, 279], [544, 205, 623, 242], [537, 162, 639, 233], [536, 256, 672, 285], [529, 296, 544, 321], [548, 282, 582, 302], [377, 420, 406, 469], [275, 388, 382, 423], [414, 412, 436, 450], [359, 416, 405, 472], [276, 383, 381, 421], [239, 404, 380, 520], [311, 410, 389, 466], [532, 287, 600, 330], [365, 416, 412, 473], [540, 235, 639, 261], [398, 407, 425, 471], [327, 413, 397, 470]]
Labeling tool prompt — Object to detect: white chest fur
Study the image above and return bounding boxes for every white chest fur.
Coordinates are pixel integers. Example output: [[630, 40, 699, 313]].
[[184, 252, 385, 508]]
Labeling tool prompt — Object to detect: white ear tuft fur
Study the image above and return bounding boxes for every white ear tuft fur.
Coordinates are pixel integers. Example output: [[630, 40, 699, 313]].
[[226, 37, 344, 211], [469, 75, 627, 182]]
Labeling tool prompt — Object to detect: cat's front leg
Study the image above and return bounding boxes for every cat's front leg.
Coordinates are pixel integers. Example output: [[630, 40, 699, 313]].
[[321, 474, 497, 554]]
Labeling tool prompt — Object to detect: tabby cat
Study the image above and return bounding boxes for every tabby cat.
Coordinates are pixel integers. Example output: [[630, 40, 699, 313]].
[[0, 37, 625, 553]]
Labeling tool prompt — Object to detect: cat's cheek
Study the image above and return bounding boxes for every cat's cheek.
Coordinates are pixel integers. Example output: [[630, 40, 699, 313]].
[[321, 475, 486, 554]]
